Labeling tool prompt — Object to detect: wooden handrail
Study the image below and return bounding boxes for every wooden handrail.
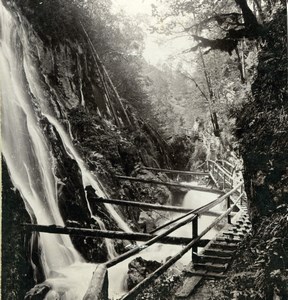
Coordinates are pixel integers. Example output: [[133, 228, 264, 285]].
[[209, 171, 220, 189], [95, 197, 221, 217], [22, 224, 209, 247], [196, 182, 243, 213], [150, 182, 242, 235], [207, 160, 233, 181], [115, 175, 224, 195], [121, 195, 243, 300], [105, 213, 198, 268], [216, 160, 234, 174], [107, 182, 242, 268], [83, 183, 245, 299], [141, 167, 209, 176], [84, 181, 245, 299]]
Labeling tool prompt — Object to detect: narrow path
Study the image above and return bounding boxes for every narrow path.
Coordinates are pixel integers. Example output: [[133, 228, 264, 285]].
[[175, 204, 251, 299]]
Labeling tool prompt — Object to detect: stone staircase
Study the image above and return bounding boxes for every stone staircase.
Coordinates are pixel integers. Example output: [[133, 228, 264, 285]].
[[175, 207, 251, 299]]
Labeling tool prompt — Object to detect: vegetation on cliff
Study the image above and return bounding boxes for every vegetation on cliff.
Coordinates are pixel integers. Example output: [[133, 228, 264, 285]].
[[2, 0, 287, 299], [195, 4, 287, 300], [235, 6, 287, 223]]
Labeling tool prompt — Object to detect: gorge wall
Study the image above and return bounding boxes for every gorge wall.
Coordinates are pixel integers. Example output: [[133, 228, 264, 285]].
[[235, 6, 287, 224], [1, 0, 173, 297]]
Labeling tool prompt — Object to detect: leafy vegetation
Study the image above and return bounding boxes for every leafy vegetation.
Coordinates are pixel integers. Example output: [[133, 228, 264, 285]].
[[190, 4, 287, 299], [235, 5, 287, 223]]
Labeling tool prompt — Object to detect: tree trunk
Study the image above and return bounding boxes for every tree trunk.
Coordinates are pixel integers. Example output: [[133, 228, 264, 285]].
[[199, 50, 221, 137], [253, 0, 265, 23], [235, 0, 259, 29], [235, 46, 246, 83]]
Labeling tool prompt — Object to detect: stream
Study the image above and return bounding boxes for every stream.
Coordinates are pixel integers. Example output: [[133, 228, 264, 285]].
[[108, 188, 223, 299]]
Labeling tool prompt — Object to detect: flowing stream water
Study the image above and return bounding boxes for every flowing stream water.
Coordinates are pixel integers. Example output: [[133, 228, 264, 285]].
[[1, 2, 225, 299], [108, 187, 222, 299]]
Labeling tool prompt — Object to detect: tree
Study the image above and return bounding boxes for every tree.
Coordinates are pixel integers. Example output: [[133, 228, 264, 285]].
[[152, 0, 268, 55], [150, 0, 282, 143]]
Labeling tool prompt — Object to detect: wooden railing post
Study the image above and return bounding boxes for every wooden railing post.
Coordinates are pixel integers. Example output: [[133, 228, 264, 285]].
[[227, 197, 231, 224], [83, 264, 109, 300], [192, 215, 198, 261]]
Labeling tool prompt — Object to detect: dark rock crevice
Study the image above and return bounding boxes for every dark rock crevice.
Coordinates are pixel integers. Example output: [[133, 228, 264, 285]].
[[235, 6, 287, 224]]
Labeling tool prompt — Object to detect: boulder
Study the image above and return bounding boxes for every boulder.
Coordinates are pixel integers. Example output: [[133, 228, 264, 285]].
[[126, 257, 162, 290]]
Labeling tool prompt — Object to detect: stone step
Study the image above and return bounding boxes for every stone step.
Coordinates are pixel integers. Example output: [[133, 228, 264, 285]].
[[235, 220, 251, 226], [194, 262, 228, 273], [215, 237, 241, 244], [229, 228, 248, 234], [235, 222, 250, 228], [211, 241, 238, 251], [194, 254, 231, 264], [203, 248, 235, 257], [234, 225, 251, 232], [184, 270, 227, 279], [236, 219, 251, 225], [223, 231, 245, 238], [175, 204, 250, 298]]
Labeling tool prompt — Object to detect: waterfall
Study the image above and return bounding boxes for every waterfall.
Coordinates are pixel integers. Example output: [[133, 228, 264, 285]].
[[0, 1, 129, 298], [1, 0, 83, 275]]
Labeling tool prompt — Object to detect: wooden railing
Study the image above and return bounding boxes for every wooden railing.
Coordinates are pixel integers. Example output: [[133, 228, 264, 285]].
[[24, 160, 245, 299], [83, 181, 245, 300], [121, 192, 244, 300], [141, 166, 209, 176], [115, 175, 223, 194], [205, 160, 234, 190], [215, 160, 234, 175]]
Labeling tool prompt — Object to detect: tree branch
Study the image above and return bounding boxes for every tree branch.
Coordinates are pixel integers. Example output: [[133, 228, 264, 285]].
[[186, 35, 238, 55], [184, 13, 243, 33], [179, 72, 209, 103]]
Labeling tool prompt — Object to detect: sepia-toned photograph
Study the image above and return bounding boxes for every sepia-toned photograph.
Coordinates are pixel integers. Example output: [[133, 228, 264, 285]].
[[1, 0, 287, 299]]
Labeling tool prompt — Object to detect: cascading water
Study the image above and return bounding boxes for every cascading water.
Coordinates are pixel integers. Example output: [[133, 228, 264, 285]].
[[107, 186, 223, 299], [0, 1, 129, 298], [1, 1, 82, 275]]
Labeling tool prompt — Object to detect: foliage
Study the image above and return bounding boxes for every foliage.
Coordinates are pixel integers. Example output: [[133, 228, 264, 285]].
[[10, 0, 155, 123], [152, 0, 285, 54], [235, 6, 287, 222], [150, 0, 285, 150], [142, 62, 208, 137], [168, 134, 197, 170]]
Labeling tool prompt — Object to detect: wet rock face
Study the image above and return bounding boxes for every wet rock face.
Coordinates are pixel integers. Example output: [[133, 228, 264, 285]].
[[24, 283, 51, 300], [5, 0, 173, 272], [126, 257, 162, 290], [2, 160, 35, 299], [236, 7, 288, 223], [126, 257, 182, 300]]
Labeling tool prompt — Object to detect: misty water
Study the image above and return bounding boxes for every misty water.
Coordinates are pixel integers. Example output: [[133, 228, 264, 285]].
[[108, 187, 222, 299]]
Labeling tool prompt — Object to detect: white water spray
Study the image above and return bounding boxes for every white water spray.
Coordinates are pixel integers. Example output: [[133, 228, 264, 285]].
[[0, 1, 128, 298], [1, 2, 82, 276]]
